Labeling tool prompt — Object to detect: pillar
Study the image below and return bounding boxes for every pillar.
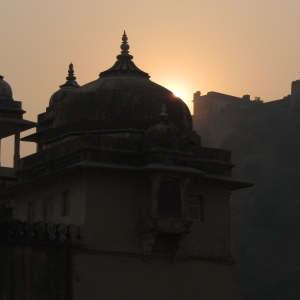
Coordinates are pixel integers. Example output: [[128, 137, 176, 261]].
[[13, 132, 20, 169]]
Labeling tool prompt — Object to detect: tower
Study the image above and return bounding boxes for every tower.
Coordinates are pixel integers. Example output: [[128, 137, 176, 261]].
[[3, 33, 252, 300], [289, 79, 300, 114]]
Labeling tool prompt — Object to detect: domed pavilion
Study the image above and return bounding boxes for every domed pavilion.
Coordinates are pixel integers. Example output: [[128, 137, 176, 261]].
[[7, 32, 251, 300], [22, 31, 198, 150], [0, 75, 35, 169]]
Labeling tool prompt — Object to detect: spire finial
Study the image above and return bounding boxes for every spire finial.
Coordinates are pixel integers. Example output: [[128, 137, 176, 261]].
[[66, 62, 76, 81], [0, 75, 3, 80], [98, 32, 150, 79], [159, 104, 169, 121], [59, 62, 80, 88], [160, 104, 168, 116], [120, 31, 129, 53]]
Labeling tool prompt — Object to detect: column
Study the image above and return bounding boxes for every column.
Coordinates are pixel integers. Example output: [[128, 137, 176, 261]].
[[13, 132, 20, 169]]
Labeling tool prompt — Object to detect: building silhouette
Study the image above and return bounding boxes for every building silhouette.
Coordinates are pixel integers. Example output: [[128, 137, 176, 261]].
[[192, 80, 300, 148], [0, 32, 251, 300]]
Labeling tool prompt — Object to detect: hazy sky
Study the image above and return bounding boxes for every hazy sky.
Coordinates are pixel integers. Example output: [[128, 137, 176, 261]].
[[1, 0, 300, 166]]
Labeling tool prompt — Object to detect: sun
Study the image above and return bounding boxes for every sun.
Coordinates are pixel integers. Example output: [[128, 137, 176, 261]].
[[172, 90, 183, 99]]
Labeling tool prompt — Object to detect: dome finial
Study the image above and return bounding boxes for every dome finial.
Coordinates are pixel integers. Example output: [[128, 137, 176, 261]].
[[145, 104, 186, 138], [59, 62, 80, 88], [66, 62, 76, 81], [49, 63, 80, 106], [120, 31, 129, 53], [159, 104, 168, 118], [0, 75, 3, 80], [99, 32, 150, 79]]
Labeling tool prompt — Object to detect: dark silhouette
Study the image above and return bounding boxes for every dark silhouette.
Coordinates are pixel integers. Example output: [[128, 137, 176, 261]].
[[193, 88, 300, 300]]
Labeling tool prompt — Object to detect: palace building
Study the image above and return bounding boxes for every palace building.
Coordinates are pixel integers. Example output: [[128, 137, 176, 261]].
[[0, 32, 251, 300]]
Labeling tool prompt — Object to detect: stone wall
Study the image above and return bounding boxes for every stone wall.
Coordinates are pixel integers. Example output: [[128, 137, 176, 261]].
[[0, 205, 11, 222], [0, 220, 81, 300], [0, 246, 73, 300]]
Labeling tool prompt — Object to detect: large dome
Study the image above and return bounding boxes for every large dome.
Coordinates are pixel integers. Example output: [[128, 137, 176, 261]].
[[53, 32, 192, 132]]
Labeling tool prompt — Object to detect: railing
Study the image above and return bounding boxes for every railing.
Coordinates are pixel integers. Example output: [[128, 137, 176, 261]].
[[19, 134, 231, 171], [0, 219, 81, 245]]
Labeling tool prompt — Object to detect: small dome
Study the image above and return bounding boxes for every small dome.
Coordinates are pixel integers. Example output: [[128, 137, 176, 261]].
[[0, 75, 13, 98], [49, 63, 80, 107], [49, 88, 75, 107], [145, 105, 185, 138]]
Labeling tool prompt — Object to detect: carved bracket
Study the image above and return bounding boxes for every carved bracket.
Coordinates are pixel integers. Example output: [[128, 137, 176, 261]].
[[140, 218, 193, 261]]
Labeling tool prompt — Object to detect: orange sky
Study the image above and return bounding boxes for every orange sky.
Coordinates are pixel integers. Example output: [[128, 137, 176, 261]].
[[1, 0, 300, 166]]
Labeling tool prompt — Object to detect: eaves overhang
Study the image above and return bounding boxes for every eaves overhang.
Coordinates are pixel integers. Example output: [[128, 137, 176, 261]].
[[204, 174, 253, 191], [3, 161, 207, 195], [0, 118, 36, 139], [21, 128, 51, 143], [3, 159, 252, 195]]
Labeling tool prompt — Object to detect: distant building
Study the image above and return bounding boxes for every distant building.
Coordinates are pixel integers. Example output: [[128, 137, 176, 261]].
[[192, 82, 300, 147], [0, 33, 251, 300], [193, 91, 251, 118]]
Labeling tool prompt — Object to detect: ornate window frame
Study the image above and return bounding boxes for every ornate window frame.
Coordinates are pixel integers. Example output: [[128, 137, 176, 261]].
[[140, 174, 193, 260], [156, 178, 182, 218]]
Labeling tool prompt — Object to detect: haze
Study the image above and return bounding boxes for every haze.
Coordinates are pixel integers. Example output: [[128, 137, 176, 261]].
[[1, 0, 300, 166]]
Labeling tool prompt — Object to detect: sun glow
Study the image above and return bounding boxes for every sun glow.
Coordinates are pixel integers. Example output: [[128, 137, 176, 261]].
[[172, 90, 183, 99], [158, 81, 193, 113]]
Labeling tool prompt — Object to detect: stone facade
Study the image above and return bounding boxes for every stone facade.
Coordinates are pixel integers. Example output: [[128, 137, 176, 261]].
[[0, 33, 252, 300]]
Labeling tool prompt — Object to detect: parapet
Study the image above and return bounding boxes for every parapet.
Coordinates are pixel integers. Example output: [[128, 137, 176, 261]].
[[193, 91, 201, 102], [0, 219, 82, 246]]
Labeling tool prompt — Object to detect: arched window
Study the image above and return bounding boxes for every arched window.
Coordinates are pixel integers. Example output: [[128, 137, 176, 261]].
[[157, 179, 182, 218], [188, 196, 202, 220]]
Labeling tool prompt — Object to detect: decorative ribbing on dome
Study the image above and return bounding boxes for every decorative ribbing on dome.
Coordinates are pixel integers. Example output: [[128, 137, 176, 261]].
[[59, 63, 80, 88], [99, 31, 150, 79]]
